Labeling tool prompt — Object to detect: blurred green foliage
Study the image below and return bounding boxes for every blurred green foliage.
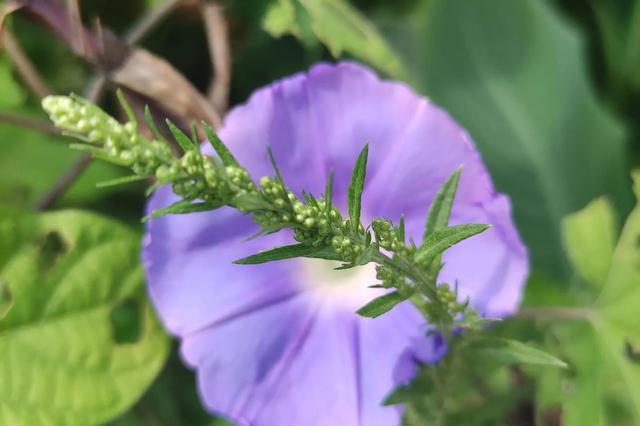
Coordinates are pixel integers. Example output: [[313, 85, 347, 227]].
[[2, 0, 640, 424]]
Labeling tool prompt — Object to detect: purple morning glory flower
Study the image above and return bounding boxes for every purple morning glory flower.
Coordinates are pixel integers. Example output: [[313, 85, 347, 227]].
[[143, 62, 528, 425]]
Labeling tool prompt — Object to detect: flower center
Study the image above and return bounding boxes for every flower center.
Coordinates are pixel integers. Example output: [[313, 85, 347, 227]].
[[297, 258, 379, 310]]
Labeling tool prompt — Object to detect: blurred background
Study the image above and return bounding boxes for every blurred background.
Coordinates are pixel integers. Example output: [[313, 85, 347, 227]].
[[1, 0, 639, 424]]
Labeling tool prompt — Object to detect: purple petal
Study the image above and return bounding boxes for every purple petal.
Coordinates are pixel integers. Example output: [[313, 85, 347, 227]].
[[143, 61, 529, 425]]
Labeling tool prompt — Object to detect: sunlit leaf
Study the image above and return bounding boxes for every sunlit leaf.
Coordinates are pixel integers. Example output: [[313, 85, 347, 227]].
[[0, 209, 169, 425]]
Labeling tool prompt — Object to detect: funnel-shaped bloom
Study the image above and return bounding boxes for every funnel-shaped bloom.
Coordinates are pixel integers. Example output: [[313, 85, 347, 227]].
[[143, 62, 528, 426]]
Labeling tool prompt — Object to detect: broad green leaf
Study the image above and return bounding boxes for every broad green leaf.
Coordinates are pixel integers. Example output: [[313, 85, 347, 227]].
[[347, 144, 368, 232], [557, 172, 640, 420], [202, 123, 240, 168], [562, 197, 617, 289], [477, 338, 568, 369], [388, 0, 632, 277], [415, 224, 489, 264], [263, 0, 407, 79], [234, 243, 341, 265], [144, 199, 223, 222], [356, 290, 409, 318], [0, 209, 169, 425], [423, 168, 461, 240]]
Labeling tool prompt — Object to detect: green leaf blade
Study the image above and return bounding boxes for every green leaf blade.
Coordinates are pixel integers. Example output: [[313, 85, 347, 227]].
[[356, 291, 410, 318], [234, 244, 341, 265], [415, 224, 489, 264], [423, 168, 461, 240], [166, 119, 197, 153], [478, 339, 568, 369], [348, 144, 368, 232], [202, 122, 240, 167], [144, 199, 223, 221]]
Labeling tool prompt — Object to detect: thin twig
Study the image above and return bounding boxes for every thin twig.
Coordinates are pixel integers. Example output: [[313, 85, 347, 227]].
[[515, 307, 595, 322], [0, 111, 59, 135], [124, 0, 184, 45], [201, 1, 231, 113], [67, 0, 85, 55], [1, 29, 52, 99], [34, 155, 94, 210]]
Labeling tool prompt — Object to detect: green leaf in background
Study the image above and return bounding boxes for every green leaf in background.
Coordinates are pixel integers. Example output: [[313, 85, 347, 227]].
[[0, 209, 169, 425], [477, 338, 568, 369], [384, 0, 632, 278], [538, 171, 640, 424], [263, 0, 407, 79], [562, 197, 617, 290], [0, 57, 128, 209]]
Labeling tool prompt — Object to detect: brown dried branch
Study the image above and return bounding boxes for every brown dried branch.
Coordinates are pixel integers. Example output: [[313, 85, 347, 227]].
[[0, 28, 52, 98], [201, 1, 231, 113], [0, 110, 59, 135]]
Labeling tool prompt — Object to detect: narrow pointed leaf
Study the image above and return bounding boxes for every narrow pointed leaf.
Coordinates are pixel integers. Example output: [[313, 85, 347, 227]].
[[234, 243, 340, 264], [96, 175, 147, 188], [423, 168, 462, 241], [356, 290, 410, 318], [143, 105, 166, 142], [267, 146, 295, 211], [477, 338, 568, 368], [348, 144, 369, 232], [324, 171, 334, 216], [165, 119, 196, 152], [143, 199, 222, 222], [69, 144, 130, 166], [116, 89, 137, 124], [415, 224, 489, 263], [202, 122, 240, 167], [190, 122, 199, 145]]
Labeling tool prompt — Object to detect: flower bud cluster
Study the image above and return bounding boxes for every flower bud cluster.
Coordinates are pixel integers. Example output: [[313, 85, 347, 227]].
[[42, 95, 174, 177], [372, 218, 414, 256], [256, 177, 343, 245], [424, 283, 471, 323], [375, 264, 405, 288]]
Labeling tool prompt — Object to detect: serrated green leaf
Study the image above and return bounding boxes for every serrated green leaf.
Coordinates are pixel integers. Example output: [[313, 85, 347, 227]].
[[415, 224, 489, 264], [477, 339, 568, 368], [347, 144, 368, 232], [562, 197, 617, 289], [0, 209, 169, 425], [202, 122, 239, 167], [144, 199, 223, 222], [165, 119, 196, 153], [356, 290, 410, 318], [234, 243, 340, 265], [263, 0, 407, 79], [423, 168, 461, 240]]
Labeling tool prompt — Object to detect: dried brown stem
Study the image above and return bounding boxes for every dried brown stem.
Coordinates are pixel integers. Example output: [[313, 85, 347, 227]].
[[201, 1, 231, 113], [0, 111, 59, 135], [1, 28, 51, 98], [124, 0, 184, 45]]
